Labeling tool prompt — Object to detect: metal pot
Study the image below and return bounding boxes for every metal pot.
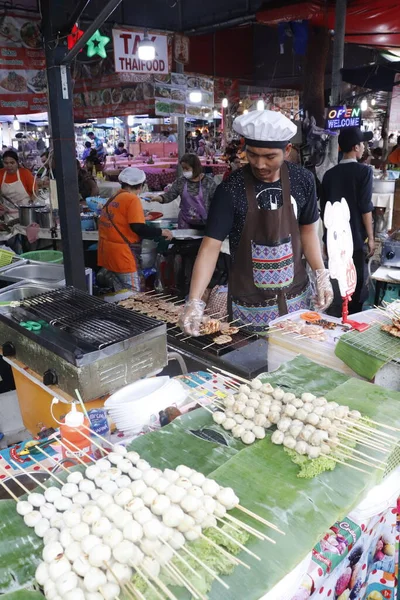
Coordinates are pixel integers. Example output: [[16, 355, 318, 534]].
[[18, 203, 45, 227], [35, 207, 52, 228]]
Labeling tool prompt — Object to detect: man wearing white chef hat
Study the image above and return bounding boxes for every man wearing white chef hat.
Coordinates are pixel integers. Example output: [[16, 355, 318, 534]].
[[181, 110, 333, 336]]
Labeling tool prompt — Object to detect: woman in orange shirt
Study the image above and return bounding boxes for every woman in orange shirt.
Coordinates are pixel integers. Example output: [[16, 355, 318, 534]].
[[0, 150, 35, 223], [98, 167, 172, 292]]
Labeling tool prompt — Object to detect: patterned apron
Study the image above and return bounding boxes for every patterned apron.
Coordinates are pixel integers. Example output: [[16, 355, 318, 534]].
[[228, 163, 311, 335], [178, 179, 207, 229]]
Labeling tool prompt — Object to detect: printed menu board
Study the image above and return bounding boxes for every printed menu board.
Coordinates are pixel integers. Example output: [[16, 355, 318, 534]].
[[154, 73, 214, 118], [0, 13, 47, 114]]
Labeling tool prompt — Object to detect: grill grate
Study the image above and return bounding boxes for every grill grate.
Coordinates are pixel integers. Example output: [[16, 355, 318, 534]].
[[19, 287, 162, 349], [167, 327, 258, 357]]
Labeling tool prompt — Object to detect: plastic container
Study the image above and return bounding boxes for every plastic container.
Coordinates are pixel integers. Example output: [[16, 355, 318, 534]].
[[60, 404, 92, 465], [20, 250, 63, 264], [105, 376, 188, 434], [88, 408, 110, 459]]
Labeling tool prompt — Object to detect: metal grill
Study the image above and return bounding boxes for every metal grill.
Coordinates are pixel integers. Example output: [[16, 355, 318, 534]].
[[167, 327, 258, 357], [19, 287, 162, 350]]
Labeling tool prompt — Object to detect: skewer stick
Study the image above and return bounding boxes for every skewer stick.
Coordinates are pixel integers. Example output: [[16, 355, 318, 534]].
[[78, 429, 110, 455], [211, 366, 251, 385], [344, 426, 392, 448], [28, 455, 64, 485], [104, 561, 140, 600], [339, 430, 390, 454], [55, 435, 96, 465], [158, 537, 202, 582], [35, 446, 72, 473], [328, 455, 370, 474], [223, 513, 276, 543], [334, 451, 385, 471], [75, 389, 90, 421], [0, 464, 30, 494], [81, 423, 113, 449], [125, 580, 146, 600], [210, 525, 261, 560], [0, 477, 18, 501], [359, 416, 400, 434], [235, 505, 284, 535], [198, 531, 250, 569], [134, 566, 167, 600], [195, 400, 215, 415], [179, 544, 230, 590], [337, 442, 386, 465], [337, 418, 398, 441], [165, 561, 206, 600], [202, 340, 217, 350], [137, 565, 178, 600], [10, 459, 48, 491], [207, 371, 240, 390]]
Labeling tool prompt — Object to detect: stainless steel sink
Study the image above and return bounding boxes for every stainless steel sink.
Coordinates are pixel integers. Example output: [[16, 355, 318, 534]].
[[0, 284, 55, 303], [0, 262, 65, 284]]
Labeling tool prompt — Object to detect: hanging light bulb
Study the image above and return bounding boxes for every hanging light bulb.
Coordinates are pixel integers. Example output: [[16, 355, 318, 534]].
[[361, 98, 368, 111], [371, 98, 376, 106], [243, 109, 249, 115], [13, 116, 20, 131], [189, 90, 202, 103], [256, 98, 265, 111], [138, 31, 155, 61], [127, 115, 134, 126], [222, 98, 228, 108]]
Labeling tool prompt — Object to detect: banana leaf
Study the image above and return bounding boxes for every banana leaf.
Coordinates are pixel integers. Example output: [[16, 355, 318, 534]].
[[1, 592, 44, 599], [0, 499, 42, 594]]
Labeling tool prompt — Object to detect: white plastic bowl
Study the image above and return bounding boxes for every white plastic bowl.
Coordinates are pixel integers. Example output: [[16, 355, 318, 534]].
[[105, 377, 188, 434]]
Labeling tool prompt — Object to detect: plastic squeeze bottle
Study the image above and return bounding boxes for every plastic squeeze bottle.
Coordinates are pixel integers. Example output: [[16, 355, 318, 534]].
[[60, 403, 92, 465]]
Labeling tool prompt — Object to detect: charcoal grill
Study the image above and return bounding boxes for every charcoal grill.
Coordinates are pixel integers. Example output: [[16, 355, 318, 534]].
[[0, 287, 167, 400]]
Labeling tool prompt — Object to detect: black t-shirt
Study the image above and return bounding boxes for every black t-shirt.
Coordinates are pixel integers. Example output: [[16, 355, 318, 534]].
[[320, 161, 373, 251], [205, 161, 319, 257]]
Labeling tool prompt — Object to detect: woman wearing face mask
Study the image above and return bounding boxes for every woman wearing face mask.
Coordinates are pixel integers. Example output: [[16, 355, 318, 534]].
[[98, 167, 173, 292], [152, 153, 217, 229]]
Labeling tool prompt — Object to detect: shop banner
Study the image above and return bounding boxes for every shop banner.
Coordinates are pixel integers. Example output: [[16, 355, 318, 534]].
[[154, 72, 214, 118], [113, 29, 169, 74], [0, 12, 47, 115]]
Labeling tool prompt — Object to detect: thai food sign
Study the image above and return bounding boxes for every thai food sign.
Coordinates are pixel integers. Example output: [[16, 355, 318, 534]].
[[113, 29, 169, 74], [325, 106, 362, 130], [0, 12, 47, 114]]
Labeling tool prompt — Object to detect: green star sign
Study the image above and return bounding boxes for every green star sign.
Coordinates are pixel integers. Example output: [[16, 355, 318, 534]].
[[86, 29, 110, 59]]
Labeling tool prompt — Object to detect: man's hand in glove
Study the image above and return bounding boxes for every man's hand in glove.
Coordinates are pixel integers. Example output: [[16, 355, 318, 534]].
[[314, 268, 334, 311], [179, 299, 206, 336]]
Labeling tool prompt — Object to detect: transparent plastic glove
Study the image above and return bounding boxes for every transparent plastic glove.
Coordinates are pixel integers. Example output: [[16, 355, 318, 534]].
[[180, 299, 206, 336], [313, 268, 334, 311]]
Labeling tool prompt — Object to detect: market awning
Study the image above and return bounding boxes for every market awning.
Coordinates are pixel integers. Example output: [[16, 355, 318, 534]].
[[341, 61, 400, 92], [257, 0, 400, 48]]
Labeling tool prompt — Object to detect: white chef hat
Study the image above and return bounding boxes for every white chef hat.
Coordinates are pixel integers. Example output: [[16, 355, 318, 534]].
[[233, 110, 297, 149], [118, 167, 146, 186]]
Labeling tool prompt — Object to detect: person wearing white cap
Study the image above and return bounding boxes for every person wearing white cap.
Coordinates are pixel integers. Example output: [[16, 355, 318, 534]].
[[98, 167, 172, 292], [180, 110, 334, 335]]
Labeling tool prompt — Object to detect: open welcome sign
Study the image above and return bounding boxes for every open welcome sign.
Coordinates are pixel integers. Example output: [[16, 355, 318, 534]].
[[325, 106, 361, 130]]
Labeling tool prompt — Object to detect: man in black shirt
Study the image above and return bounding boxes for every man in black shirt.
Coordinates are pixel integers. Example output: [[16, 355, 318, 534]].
[[321, 127, 374, 314], [180, 110, 333, 336]]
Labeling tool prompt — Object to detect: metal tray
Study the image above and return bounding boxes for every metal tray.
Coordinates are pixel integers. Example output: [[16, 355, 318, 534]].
[[0, 262, 65, 284]]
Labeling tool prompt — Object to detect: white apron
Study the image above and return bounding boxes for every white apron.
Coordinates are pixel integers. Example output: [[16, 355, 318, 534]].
[[1, 169, 31, 223]]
